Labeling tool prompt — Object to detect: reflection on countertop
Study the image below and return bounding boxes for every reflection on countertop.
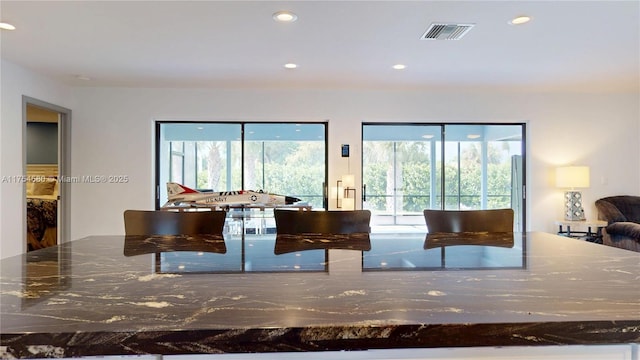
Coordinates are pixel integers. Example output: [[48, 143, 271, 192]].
[[1, 231, 639, 358], [122, 232, 522, 274], [424, 231, 515, 248], [274, 233, 371, 254], [124, 234, 227, 256]]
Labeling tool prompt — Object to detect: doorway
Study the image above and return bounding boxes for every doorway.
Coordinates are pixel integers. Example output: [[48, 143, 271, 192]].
[[23, 96, 71, 251]]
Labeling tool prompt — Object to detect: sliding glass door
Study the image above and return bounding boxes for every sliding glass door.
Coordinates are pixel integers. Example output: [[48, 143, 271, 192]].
[[156, 122, 327, 209], [362, 123, 525, 231], [157, 123, 242, 206], [244, 123, 327, 209], [362, 125, 443, 226], [442, 125, 524, 215]]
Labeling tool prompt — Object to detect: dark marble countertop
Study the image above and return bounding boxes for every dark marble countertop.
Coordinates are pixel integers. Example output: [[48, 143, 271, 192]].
[[1, 231, 639, 358]]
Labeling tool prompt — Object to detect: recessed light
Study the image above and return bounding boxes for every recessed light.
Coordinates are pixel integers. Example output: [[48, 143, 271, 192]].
[[284, 63, 298, 69], [273, 11, 297, 23], [509, 15, 531, 25], [422, 134, 434, 139], [392, 64, 406, 70], [0, 22, 16, 30], [467, 134, 481, 139]]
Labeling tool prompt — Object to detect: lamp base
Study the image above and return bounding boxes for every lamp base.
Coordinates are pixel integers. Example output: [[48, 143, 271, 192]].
[[564, 191, 585, 221]]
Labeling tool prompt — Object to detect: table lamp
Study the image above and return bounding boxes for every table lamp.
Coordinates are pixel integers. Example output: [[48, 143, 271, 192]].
[[336, 174, 356, 210], [556, 166, 590, 221], [342, 174, 356, 210]]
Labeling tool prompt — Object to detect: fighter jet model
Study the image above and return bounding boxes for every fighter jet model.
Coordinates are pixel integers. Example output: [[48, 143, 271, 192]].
[[163, 182, 302, 209]]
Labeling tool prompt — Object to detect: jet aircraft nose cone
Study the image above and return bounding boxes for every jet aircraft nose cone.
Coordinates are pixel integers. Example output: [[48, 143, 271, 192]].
[[285, 196, 301, 204]]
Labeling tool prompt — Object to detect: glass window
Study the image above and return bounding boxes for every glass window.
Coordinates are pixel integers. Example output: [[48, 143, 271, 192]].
[[156, 122, 327, 210], [443, 124, 524, 214], [157, 123, 242, 206], [244, 123, 326, 209], [363, 123, 525, 231], [362, 125, 442, 226], [169, 142, 184, 184]]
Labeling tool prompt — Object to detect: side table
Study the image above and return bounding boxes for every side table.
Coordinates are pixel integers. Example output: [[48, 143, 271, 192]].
[[555, 219, 607, 244]]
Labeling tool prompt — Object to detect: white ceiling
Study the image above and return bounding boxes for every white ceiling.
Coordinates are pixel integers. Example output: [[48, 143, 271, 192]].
[[1, 1, 638, 92]]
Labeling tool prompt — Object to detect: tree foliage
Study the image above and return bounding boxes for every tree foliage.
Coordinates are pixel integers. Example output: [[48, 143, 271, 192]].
[[189, 138, 515, 212], [364, 141, 515, 213]]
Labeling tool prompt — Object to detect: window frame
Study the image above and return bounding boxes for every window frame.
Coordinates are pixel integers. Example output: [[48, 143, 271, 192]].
[[155, 121, 329, 210]]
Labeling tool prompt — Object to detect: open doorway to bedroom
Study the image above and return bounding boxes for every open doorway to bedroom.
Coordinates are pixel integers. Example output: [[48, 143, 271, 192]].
[[23, 96, 71, 251]]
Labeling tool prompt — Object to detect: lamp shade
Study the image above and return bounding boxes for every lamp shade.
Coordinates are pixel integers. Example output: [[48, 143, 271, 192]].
[[556, 166, 590, 189], [341, 174, 355, 188], [342, 197, 355, 210], [330, 186, 344, 199]]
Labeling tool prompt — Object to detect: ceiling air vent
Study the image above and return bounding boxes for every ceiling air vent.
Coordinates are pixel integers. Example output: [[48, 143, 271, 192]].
[[421, 23, 475, 40]]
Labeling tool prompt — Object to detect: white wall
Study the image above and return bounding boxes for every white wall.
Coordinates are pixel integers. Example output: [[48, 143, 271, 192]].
[[69, 87, 639, 241], [0, 59, 74, 258]]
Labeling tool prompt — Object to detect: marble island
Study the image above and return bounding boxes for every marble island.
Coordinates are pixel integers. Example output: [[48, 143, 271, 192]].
[[1, 231, 639, 358]]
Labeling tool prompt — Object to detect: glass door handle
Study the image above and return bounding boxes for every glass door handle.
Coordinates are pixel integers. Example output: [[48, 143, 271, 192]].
[[322, 182, 327, 209]]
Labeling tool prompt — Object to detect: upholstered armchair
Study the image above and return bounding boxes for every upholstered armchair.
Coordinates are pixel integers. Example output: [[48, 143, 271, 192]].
[[595, 196, 640, 252]]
